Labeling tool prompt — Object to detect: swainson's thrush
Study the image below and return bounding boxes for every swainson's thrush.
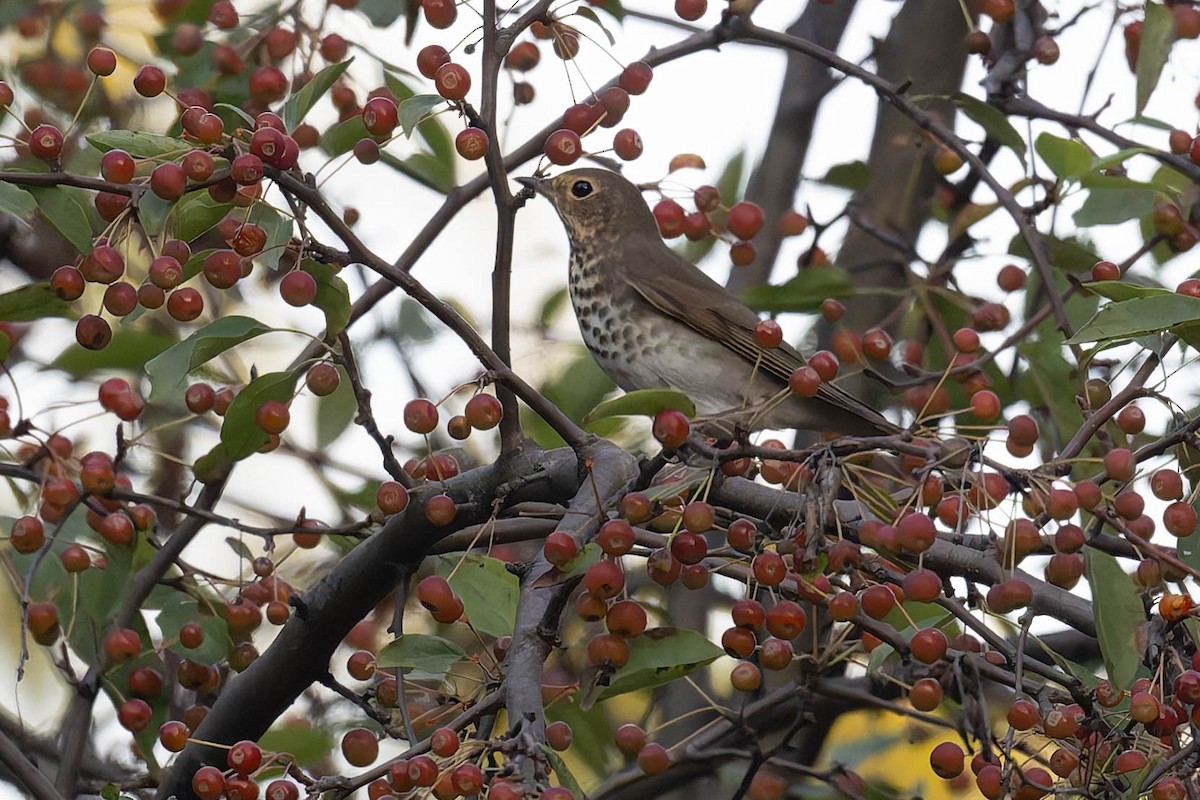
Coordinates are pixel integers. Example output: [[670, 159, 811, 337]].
[[522, 168, 896, 436]]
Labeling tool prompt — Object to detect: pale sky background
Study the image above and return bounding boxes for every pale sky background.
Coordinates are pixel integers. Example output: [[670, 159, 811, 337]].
[[1, 0, 1199, 793]]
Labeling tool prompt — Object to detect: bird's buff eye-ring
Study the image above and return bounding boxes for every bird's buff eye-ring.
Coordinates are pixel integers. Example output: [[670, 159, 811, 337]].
[[571, 180, 593, 198]]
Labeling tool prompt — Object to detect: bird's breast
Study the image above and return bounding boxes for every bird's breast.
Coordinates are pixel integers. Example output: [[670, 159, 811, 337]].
[[566, 248, 780, 413]]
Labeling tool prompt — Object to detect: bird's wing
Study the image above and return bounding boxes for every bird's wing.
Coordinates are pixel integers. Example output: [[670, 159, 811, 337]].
[[630, 253, 894, 431]]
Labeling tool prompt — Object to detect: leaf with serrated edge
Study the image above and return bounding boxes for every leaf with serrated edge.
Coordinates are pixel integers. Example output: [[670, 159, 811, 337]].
[[86, 131, 191, 158], [172, 193, 232, 242], [1136, 3, 1174, 116], [951, 92, 1027, 165], [742, 267, 854, 313], [583, 389, 695, 423], [315, 366, 356, 449], [574, 6, 616, 45], [146, 316, 276, 401], [377, 633, 465, 679], [599, 627, 723, 700], [217, 370, 301, 459], [0, 283, 73, 322], [1085, 549, 1145, 689], [1085, 281, 1171, 302], [435, 554, 518, 638], [0, 182, 35, 222], [1072, 188, 1157, 227], [1067, 295, 1200, 344], [283, 59, 353, 129], [28, 186, 93, 255], [1034, 133, 1092, 181], [399, 94, 445, 138], [299, 260, 351, 334]]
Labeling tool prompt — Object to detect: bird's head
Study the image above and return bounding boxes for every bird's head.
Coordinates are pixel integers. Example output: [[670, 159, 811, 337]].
[[518, 168, 660, 246]]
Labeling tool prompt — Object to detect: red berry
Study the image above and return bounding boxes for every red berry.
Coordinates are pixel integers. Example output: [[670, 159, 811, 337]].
[[76, 315, 113, 350], [362, 96, 399, 137], [544, 128, 582, 166], [455, 127, 488, 160], [50, 266, 86, 300], [403, 398, 439, 434], [29, 124, 64, 160], [228, 739, 262, 774], [652, 409, 689, 448], [417, 45, 450, 79], [167, 287, 204, 322], [727, 201, 765, 239], [619, 62, 653, 94], [675, 0, 707, 21], [543, 531, 579, 567], [255, 399, 290, 435], [613, 128, 643, 161], [341, 728, 379, 767], [423, 0, 458, 28], [150, 162, 186, 201], [279, 270, 317, 306], [434, 62, 471, 101], [100, 149, 136, 183]]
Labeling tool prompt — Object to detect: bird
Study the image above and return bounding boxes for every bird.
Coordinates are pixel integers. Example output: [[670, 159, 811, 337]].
[[518, 167, 897, 437]]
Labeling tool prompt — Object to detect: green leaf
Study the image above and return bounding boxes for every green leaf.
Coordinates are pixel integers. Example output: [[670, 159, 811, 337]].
[[216, 370, 302, 460], [593, 0, 625, 19], [815, 160, 869, 191], [53, 328, 176, 375], [1017, 337, 1078, 453], [137, 192, 174, 237], [1181, 497, 1200, 573], [152, 586, 233, 664], [0, 182, 36, 222], [1008, 233, 1099, 271], [716, 150, 746, 202], [398, 297, 436, 342], [321, 115, 371, 157], [299, 260, 351, 334], [1136, 3, 1174, 116], [377, 633, 465, 680], [283, 58, 354, 129], [314, 366, 355, 448], [1085, 281, 1172, 302], [259, 724, 335, 768], [1067, 295, 1200, 344], [583, 389, 695, 423], [0, 283, 73, 322], [741, 267, 854, 313], [146, 316, 276, 401], [435, 554, 518, 639], [1088, 147, 1154, 174], [599, 627, 723, 700], [214, 102, 256, 128], [247, 203, 293, 261], [399, 94, 446, 138], [950, 92, 1027, 165], [357, 0, 407, 25], [1034, 133, 1092, 181], [381, 77, 454, 167], [28, 186, 94, 255], [541, 746, 585, 797], [380, 150, 455, 194], [86, 131, 191, 159], [1084, 549, 1145, 689], [1073, 188, 1157, 227], [574, 6, 616, 45], [172, 192, 232, 242]]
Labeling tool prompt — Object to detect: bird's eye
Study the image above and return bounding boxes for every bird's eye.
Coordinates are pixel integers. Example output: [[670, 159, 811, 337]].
[[571, 180, 593, 198]]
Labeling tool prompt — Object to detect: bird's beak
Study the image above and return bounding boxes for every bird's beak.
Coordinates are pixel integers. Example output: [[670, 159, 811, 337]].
[[516, 175, 549, 196]]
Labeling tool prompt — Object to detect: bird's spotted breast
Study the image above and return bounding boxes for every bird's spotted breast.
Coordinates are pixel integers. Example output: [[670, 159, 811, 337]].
[[566, 246, 777, 413]]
